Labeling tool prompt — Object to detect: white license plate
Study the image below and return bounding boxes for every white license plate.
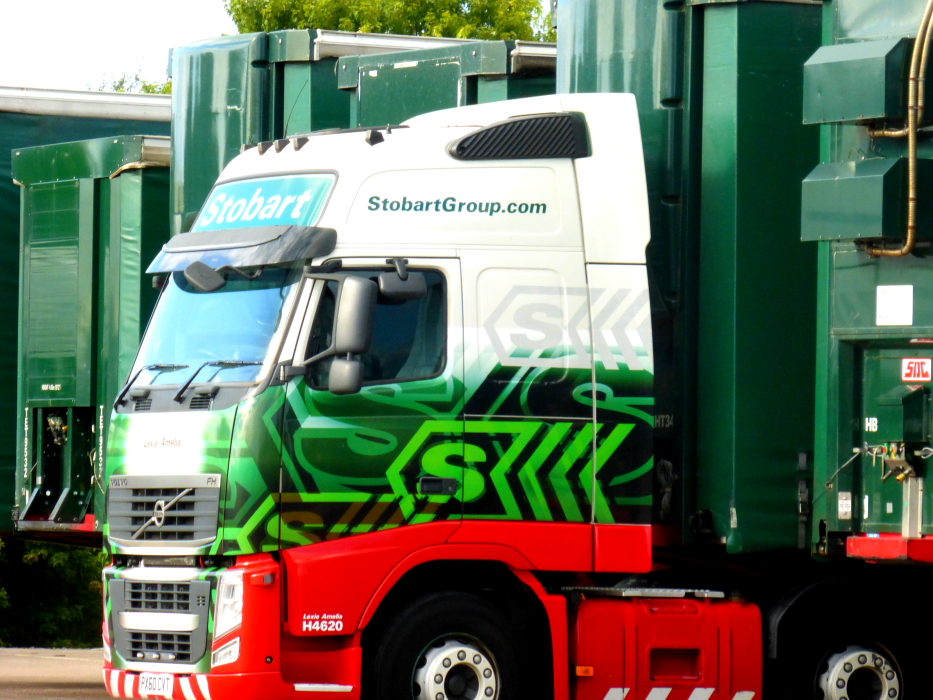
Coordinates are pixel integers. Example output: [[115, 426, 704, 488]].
[[139, 673, 174, 697]]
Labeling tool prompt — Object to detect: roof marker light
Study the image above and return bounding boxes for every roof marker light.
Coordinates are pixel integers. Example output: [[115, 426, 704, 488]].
[[273, 138, 289, 153], [257, 141, 274, 155]]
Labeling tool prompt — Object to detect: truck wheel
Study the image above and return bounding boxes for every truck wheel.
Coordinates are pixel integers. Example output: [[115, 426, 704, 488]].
[[817, 644, 901, 700], [369, 592, 521, 700]]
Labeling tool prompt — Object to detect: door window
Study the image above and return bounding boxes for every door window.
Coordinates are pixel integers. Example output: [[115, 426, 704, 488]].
[[306, 269, 447, 389]]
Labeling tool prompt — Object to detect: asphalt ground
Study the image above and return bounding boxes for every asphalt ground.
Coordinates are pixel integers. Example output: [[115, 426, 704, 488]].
[[0, 648, 109, 699]]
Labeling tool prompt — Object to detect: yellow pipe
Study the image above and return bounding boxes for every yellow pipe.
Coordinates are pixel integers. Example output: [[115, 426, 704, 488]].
[[868, 0, 933, 256]]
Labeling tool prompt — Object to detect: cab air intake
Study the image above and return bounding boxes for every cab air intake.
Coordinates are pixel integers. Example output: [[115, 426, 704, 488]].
[[447, 112, 590, 161]]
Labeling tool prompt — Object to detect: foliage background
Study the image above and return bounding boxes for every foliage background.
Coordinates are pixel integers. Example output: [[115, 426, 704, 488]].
[[98, 72, 172, 94], [225, 0, 555, 41], [0, 538, 105, 647]]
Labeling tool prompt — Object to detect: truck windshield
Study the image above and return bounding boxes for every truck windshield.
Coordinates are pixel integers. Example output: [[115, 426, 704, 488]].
[[131, 265, 301, 386]]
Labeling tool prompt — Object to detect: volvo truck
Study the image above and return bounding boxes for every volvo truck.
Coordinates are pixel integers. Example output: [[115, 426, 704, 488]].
[[99, 94, 777, 700]]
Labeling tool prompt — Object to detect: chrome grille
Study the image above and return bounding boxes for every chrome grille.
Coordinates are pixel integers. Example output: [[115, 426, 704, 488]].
[[130, 488, 195, 540], [108, 474, 221, 550], [111, 577, 210, 667], [126, 582, 191, 611], [129, 632, 192, 663]]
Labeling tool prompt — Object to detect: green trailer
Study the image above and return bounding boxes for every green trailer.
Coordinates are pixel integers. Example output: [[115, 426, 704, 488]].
[[337, 39, 555, 128], [801, 0, 933, 559], [560, 0, 823, 553], [11, 135, 170, 544], [0, 89, 169, 536]]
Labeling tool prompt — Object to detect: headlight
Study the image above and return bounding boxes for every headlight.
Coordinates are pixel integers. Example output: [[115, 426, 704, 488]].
[[211, 637, 240, 667], [214, 570, 244, 639]]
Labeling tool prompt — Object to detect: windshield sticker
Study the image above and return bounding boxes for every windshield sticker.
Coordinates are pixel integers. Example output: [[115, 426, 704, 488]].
[[194, 174, 335, 232]]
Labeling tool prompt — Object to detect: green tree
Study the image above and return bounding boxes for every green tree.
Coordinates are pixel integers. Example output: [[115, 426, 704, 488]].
[[0, 537, 105, 648], [225, 0, 555, 42], [98, 72, 172, 95]]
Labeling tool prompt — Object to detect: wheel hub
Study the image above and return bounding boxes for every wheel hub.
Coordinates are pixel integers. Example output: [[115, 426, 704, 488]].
[[818, 645, 900, 700], [413, 638, 499, 700]]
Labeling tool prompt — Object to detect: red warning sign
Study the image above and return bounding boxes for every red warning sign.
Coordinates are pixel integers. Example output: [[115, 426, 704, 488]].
[[902, 358, 932, 382]]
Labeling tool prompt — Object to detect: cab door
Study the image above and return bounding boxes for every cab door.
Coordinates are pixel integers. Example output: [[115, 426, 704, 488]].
[[459, 249, 597, 525], [277, 258, 464, 546]]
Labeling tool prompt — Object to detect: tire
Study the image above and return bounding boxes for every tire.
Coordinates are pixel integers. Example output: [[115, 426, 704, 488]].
[[368, 592, 522, 700], [817, 643, 902, 700], [777, 618, 915, 699]]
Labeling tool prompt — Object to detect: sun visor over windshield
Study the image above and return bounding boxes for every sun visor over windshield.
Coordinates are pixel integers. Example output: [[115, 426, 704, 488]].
[[146, 226, 337, 272], [147, 172, 337, 272]]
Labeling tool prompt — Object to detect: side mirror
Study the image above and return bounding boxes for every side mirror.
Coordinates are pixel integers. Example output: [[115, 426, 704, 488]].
[[184, 261, 226, 292], [378, 271, 426, 301], [333, 276, 377, 355], [328, 358, 363, 395]]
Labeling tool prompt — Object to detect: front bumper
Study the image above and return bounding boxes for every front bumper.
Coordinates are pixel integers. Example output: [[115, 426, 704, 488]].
[[104, 553, 361, 699], [102, 668, 356, 700]]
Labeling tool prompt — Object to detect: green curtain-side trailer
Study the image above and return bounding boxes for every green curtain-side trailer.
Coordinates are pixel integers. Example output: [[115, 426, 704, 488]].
[[0, 88, 169, 537], [559, 0, 822, 554], [12, 134, 170, 544]]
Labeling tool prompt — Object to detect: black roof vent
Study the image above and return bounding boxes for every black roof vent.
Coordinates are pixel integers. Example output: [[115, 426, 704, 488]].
[[448, 112, 590, 161]]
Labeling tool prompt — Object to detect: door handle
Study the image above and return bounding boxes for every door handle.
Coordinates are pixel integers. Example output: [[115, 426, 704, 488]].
[[418, 477, 459, 496]]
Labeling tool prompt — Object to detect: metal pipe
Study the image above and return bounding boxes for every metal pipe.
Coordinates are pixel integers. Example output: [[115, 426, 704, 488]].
[[869, 0, 933, 139], [868, 0, 933, 256], [917, 12, 933, 122]]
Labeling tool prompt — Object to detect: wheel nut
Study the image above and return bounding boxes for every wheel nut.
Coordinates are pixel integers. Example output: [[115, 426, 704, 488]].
[[484, 669, 492, 678], [435, 674, 443, 684], [443, 658, 452, 668], [474, 654, 482, 664], [485, 689, 494, 697], [436, 694, 444, 700], [844, 663, 853, 672], [837, 679, 846, 688], [889, 690, 898, 698], [886, 671, 895, 680], [876, 658, 883, 667], [859, 655, 867, 665], [458, 651, 466, 661]]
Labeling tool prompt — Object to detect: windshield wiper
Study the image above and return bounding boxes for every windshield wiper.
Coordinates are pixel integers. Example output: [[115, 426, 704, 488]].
[[115, 364, 189, 407], [172, 360, 264, 403]]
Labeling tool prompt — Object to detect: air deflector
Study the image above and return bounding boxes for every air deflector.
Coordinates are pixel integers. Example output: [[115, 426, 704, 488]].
[[448, 112, 590, 161]]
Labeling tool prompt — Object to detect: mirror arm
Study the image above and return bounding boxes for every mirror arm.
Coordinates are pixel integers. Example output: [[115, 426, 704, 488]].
[[301, 345, 336, 367], [278, 363, 306, 381], [387, 257, 409, 281], [216, 265, 264, 280]]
